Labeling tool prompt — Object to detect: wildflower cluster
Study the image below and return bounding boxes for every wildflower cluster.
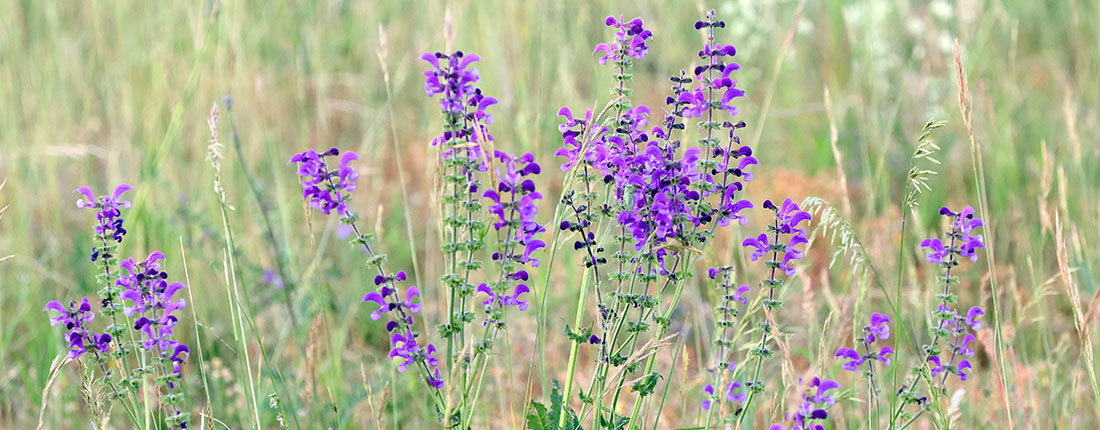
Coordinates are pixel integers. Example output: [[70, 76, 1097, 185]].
[[835, 313, 894, 374], [45, 184, 192, 429], [592, 15, 653, 66], [289, 148, 360, 216], [545, 11, 770, 429], [918, 207, 986, 384], [420, 50, 491, 355], [289, 148, 445, 393], [834, 312, 894, 418], [117, 251, 191, 426], [420, 50, 547, 428], [44, 298, 109, 359], [75, 185, 133, 327], [893, 205, 986, 421], [733, 198, 812, 424], [478, 150, 544, 329]]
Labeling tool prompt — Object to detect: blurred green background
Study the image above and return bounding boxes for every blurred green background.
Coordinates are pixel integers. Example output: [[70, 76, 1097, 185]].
[[1, 0, 1097, 428]]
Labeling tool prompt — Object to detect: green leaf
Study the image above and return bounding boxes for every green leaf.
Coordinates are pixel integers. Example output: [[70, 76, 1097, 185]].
[[525, 380, 583, 430]]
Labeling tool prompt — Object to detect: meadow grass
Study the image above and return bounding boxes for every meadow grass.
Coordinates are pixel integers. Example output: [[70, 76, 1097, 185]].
[[2, 0, 1098, 428]]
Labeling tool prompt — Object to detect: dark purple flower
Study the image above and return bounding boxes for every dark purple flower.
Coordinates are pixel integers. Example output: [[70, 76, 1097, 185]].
[[74, 184, 133, 259], [288, 149, 360, 216], [43, 298, 103, 359], [592, 16, 653, 65], [922, 205, 985, 264]]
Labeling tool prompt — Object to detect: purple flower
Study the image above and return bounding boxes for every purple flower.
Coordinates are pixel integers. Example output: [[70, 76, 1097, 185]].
[[958, 333, 976, 358], [386, 330, 443, 388], [958, 360, 972, 381], [420, 51, 481, 113], [476, 284, 531, 312], [920, 238, 948, 264], [725, 381, 747, 403], [776, 198, 811, 235], [483, 151, 547, 269], [74, 184, 132, 259], [700, 384, 715, 410], [878, 346, 895, 366], [835, 347, 863, 371], [836, 311, 894, 374], [928, 356, 945, 378], [923, 205, 985, 264], [772, 375, 841, 430], [742, 233, 770, 261], [262, 268, 285, 289], [965, 306, 985, 330], [732, 285, 751, 304], [867, 312, 891, 342], [289, 148, 359, 216], [746, 199, 811, 277], [810, 377, 839, 406], [362, 284, 422, 321], [592, 16, 653, 65], [128, 281, 187, 352], [44, 298, 106, 359]]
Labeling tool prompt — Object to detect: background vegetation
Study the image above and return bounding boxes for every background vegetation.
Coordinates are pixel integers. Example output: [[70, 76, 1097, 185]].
[[2, 0, 1097, 428]]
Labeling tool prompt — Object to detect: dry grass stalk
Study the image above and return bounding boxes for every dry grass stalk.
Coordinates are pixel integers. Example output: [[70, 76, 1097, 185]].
[[305, 314, 325, 405], [954, 36, 1015, 428], [822, 88, 851, 215], [1054, 212, 1100, 423]]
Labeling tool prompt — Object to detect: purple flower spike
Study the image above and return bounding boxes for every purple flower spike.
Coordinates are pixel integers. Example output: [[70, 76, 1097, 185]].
[[44, 298, 105, 359], [74, 184, 133, 258], [289, 149, 360, 216], [923, 205, 985, 265]]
